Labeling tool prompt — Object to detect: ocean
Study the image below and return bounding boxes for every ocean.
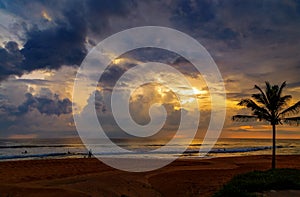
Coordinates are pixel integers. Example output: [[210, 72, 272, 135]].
[[0, 138, 300, 161]]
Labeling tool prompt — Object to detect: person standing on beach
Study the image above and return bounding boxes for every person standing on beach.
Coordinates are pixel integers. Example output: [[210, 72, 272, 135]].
[[88, 149, 92, 158]]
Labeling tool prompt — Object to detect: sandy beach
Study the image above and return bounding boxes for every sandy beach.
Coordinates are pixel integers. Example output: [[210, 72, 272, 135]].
[[0, 155, 299, 196]]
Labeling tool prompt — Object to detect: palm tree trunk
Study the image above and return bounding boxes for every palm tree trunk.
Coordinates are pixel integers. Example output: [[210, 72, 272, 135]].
[[272, 123, 276, 169]]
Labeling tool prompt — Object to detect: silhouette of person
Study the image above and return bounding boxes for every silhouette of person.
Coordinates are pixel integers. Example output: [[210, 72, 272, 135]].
[[88, 149, 92, 158]]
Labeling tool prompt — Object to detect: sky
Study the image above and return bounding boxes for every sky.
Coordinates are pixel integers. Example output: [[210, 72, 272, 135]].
[[0, 0, 300, 139]]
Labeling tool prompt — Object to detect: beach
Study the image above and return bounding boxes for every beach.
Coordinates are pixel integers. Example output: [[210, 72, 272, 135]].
[[0, 155, 300, 197]]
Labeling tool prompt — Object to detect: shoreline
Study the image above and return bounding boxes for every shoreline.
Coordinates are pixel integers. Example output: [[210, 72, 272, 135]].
[[0, 155, 300, 196], [1, 152, 299, 162]]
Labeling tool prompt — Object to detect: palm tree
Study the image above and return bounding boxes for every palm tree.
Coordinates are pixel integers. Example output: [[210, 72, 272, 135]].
[[232, 81, 300, 169]]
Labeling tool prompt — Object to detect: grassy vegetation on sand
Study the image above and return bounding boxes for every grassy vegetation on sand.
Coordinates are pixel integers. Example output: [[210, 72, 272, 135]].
[[214, 168, 300, 197]]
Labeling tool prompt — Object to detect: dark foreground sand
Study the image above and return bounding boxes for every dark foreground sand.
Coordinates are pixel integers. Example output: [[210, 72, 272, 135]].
[[0, 155, 300, 197]]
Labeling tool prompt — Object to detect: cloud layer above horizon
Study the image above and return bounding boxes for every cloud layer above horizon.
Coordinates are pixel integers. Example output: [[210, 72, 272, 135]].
[[0, 0, 300, 139]]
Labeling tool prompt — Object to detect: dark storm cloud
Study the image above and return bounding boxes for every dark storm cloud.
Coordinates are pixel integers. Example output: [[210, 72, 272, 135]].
[[0, 0, 136, 81], [20, 10, 87, 72], [1, 0, 300, 82], [171, 0, 239, 44], [171, 0, 300, 46], [18, 93, 72, 116], [99, 48, 200, 90], [0, 91, 72, 116], [99, 48, 178, 89], [0, 18, 86, 80], [0, 41, 24, 80], [172, 0, 215, 24], [84, 0, 136, 33], [101, 64, 128, 85], [126, 48, 201, 78], [170, 56, 199, 78]]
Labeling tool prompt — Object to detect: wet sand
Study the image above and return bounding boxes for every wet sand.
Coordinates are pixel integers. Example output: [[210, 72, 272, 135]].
[[0, 155, 300, 197]]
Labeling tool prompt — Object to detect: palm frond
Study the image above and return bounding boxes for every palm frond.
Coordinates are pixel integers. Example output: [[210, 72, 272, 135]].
[[277, 95, 292, 110], [254, 85, 269, 106], [234, 81, 300, 128], [280, 101, 300, 117], [278, 81, 287, 98], [253, 110, 271, 122], [265, 81, 272, 102], [252, 93, 267, 105], [283, 117, 300, 126], [232, 115, 257, 122], [238, 99, 271, 119], [265, 81, 271, 90]]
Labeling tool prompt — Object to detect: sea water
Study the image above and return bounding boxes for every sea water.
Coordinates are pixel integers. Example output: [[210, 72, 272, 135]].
[[0, 138, 299, 161]]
